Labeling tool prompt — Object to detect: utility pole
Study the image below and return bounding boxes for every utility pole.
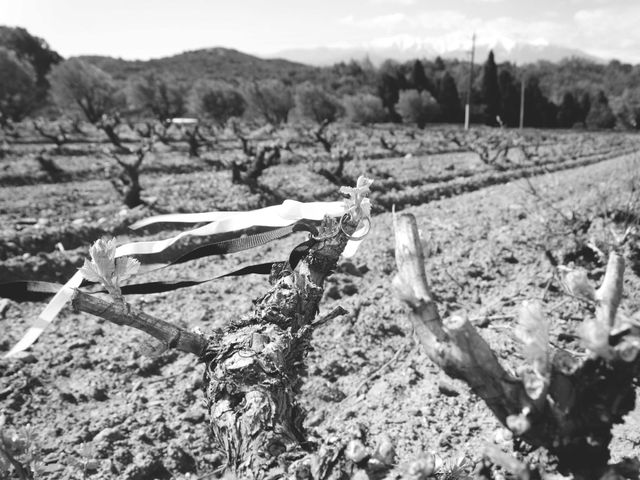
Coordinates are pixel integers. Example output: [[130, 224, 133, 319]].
[[464, 33, 476, 130], [519, 71, 525, 129]]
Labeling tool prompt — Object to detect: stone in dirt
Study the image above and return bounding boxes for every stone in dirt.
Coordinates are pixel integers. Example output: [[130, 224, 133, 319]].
[[93, 425, 125, 444], [123, 453, 171, 480], [180, 408, 205, 424], [437, 380, 460, 397]]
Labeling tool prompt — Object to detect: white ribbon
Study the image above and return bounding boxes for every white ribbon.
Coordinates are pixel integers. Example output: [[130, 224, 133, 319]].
[[4, 271, 84, 358], [341, 222, 369, 259], [129, 200, 346, 229], [4, 200, 352, 358], [122, 200, 346, 257]]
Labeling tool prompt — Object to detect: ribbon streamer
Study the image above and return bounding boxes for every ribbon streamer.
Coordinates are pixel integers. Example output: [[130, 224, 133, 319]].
[[1, 237, 316, 302], [3, 200, 349, 358]]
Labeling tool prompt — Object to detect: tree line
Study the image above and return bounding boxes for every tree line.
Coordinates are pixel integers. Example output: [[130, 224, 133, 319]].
[[1, 26, 639, 130]]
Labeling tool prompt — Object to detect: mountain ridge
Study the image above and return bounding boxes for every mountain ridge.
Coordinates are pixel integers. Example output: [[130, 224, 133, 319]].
[[75, 47, 320, 84]]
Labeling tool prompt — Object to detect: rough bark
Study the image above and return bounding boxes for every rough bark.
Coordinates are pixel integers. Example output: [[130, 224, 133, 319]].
[[201, 216, 357, 478]]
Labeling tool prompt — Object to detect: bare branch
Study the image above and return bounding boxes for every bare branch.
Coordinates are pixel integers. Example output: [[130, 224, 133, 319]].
[[110, 152, 126, 169], [393, 213, 528, 424], [313, 119, 333, 153], [71, 289, 208, 356], [380, 134, 404, 156], [33, 120, 69, 148]]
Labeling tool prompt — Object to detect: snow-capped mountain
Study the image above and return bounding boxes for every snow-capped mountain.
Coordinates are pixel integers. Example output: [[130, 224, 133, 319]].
[[273, 40, 602, 66]]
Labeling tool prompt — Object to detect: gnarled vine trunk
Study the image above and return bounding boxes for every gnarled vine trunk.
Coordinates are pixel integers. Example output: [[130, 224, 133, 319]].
[[201, 216, 355, 478], [67, 204, 373, 478]]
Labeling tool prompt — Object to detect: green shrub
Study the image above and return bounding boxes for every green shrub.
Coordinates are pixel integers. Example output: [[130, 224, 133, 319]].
[[395, 89, 440, 128], [610, 88, 640, 130], [585, 91, 616, 129], [294, 82, 344, 124], [343, 93, 386, 125]]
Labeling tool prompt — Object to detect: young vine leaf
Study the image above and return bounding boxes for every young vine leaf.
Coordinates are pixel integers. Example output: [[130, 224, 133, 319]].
[[79, 238, 139, 300]]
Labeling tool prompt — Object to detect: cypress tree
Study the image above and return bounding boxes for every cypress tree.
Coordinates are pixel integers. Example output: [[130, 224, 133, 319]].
[[497, 69, 520, 127], [557, 92, 579, 128], [438, 71, 463, 123], [411, 60, 436, 97], [523, 76, 557, 128], [481, 50, 501, 126], [377, 72, 401, 121], [579, 92, 591, 124]]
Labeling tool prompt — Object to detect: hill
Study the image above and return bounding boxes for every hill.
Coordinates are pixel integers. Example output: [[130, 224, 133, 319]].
[[77, 47, 320, 85]]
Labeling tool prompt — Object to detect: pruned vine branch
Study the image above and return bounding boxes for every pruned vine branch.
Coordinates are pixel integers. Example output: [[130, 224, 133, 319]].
[[393, 212, 640, 479], [71, 289, 208, 356], [33, 120, 70, 149], [393, 213, 528, 423]]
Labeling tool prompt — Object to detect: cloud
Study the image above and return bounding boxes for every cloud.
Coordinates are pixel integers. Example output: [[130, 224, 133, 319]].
[[370, 0, 415, 5], [573, 5, 640, 61], [570, 0, 615, 5], [339, 10, 561, 51], [336, 5, 640, 62], [338, 14, 355, 25], [339, 12, 408, 29]]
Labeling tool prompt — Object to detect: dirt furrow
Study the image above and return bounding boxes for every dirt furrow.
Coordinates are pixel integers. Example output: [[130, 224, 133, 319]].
[[2, 151, 639, 479], [2, 148, 638, 283]]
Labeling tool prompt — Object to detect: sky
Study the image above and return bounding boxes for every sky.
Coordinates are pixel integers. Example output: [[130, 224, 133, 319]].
[[2, 0, 639, 63]]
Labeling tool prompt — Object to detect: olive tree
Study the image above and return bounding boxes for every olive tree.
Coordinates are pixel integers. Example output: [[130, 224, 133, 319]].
[[188, 80, 246, 125], [130, 72, 188, 122], [395, 89, 440, 128], [245, 79, 293, 125], [0, 26, 62, 97], [48, 58, 124, 124], [294, 82, 344, 124], [0, 47, 37, 125], [343, 93, 386, 125]]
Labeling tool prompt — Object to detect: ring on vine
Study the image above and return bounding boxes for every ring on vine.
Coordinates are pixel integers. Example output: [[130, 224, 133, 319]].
[[339, 214, 371, 241]]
